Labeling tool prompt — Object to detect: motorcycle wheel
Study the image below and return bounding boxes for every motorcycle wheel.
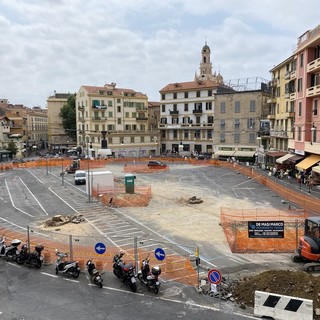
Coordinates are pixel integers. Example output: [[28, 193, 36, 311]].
[[55, 267, 59, 275], [72, 269, 80, 278], [113, 268, 122, 278], [16, 256, 24, 265], [129, 282, 137, 293], [5, 251, 15, 262], [154, 287, 159, 294], [99, 282, 103, 288], [35, 260, 42, 269]]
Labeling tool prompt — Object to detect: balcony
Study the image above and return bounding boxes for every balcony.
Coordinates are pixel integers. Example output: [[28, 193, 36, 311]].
[[78, 117, 85, 122], [290, 92, 296, 100], [270, 130, 288, 138], [290, 71, 296, 80], [169, 110, 179, 115], [284, 71, 290, 80], [192, 109, 203, 114], [306, 84, 320, 97], [92, 105, 107, 109], [307, 57, 320, 73], [136, 117, 148, 121], [267, 114, 276, 120], [258, 129, 270, 136], [92, 117, 104, 121], [284, 93, 290, 99], [1, 126, 10, 133], [267, 98, 277, 104], [288, 111, 295, 118], [78, 106, 85, 110], [269, 78, 278, 87]]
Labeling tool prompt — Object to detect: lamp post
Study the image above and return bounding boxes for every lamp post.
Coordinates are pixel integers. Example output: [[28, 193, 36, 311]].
[[256, 137, 262, 167]]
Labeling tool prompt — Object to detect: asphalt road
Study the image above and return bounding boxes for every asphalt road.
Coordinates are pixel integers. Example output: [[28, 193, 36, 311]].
[[0, 258, 255, 320]]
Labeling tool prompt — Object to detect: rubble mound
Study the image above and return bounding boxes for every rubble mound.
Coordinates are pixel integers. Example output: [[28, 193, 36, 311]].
[[43, 214, 85, 227], [188, 196, 203, 204], [231, 269, 320, 318]]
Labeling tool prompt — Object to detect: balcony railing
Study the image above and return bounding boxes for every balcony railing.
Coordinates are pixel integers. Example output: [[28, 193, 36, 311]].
[[136, 117, 148, 121], [306, 84, 320, 97], [170, 110, 179, 115], [290, 92, 296, 100], [78, 106, 85, 110], [192, 109, 203, 114], [290, 71, 296, 80], [269, 78, 278, 87], [92, 105, 107, 109], [267, 98, 277, 104], [267, 114, 276, 120], [307, 57, 320, 73]]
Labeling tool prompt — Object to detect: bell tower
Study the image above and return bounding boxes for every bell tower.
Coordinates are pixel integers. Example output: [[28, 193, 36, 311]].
[[199, 42, 212, 79]]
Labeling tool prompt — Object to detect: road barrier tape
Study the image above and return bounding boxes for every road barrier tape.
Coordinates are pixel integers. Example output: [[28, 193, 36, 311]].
[[254, 290, 313, 320]]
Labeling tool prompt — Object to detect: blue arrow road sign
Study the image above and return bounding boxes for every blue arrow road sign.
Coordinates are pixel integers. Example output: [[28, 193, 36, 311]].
[[208, 269, 222, 285], [95, 242, 106, 255], [154, 247, 165, 261]]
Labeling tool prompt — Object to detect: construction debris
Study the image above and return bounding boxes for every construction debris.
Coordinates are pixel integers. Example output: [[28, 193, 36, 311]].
[[43, 214, 85, 227], [188, 196, 203, 204]]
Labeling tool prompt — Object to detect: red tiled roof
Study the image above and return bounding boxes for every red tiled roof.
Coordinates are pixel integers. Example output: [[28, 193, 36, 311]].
[[159, 79, 229, 92], [81, 85, 146, 98]]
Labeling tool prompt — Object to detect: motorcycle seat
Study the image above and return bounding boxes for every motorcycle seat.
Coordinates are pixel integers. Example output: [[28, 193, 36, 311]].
[[123, 263, 134, 272]]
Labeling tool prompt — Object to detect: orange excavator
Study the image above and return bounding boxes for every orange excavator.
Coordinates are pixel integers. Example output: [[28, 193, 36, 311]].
[[292, 216, 320, 271]]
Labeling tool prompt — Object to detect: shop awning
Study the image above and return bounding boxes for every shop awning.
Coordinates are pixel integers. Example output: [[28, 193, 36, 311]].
[[296, 155, 320, 171], [312, 165, 320, 174], [287, 155, 304, 163], [214, 150, 236, 157], [276, 154, 295, 164], [233, 151, 256, 158], [266, 151, 287, 157]]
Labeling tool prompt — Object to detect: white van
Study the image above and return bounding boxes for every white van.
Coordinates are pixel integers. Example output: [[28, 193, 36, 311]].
[[74, 170, 86, 185]]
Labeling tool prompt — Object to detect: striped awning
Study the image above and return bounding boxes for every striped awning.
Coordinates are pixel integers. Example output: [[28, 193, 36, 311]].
[[296, 155, 320, 171], [214, 150, 236, 157], [233, 151, 256, 158], [312, 165, 320, 174], [276, 154, 295, 164]]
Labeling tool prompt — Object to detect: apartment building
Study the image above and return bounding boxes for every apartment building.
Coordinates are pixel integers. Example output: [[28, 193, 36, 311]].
[[159, 43, 234, 156], [76, 83, 159, 158], [269, 24, 320, 173], [47, 92, 75, 154], [214, 89, 270, 163]]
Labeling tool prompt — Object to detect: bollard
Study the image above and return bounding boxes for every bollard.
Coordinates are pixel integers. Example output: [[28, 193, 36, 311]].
[[77, 258, 85, 271], [43, 252, 52, 265], [95, 260, 103, 271]]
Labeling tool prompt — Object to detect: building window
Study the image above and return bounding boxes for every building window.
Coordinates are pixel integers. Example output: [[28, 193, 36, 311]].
[[196, 91, 200, 98], [220, 119, 225, 130], [220, 102, 226, 113], [184, 103, 188, 111], [234, 119, 240, 130], [208, 90, 212, 96], [184, 92, 188, 98], [108, 100, 112, 107], [173, 93, 177, 99], [249, 100, 256, 112], [131, 137, 135, 143], [141, 136, 145, 143], [125, 112, 129, 117], [298, 101, 302, 116], [194, 129, 201, 139], [297, 78, 303, 92], [161, 94, 165, 100], [249, 133, 255, 143], [206, 102, 212, 110], [95, 124, 99, 131], [132, 124, 137, 130], [234, 133, 240, 143], [117, 106, 121, 112], [300, 53, 304, 68], [313, 99, 318, 116], [184, 130, 189, 139], [208, 116, 214, 124], [108, 111, 113, 117], [235, 101, 240, 113], [220, 133, 225, 143], [117, 99, 121, 103], [207, 130, 212, 139], [247, 118, 255, 129], [161, 105, 166, 112], [117, 118, 121, 124], [140, 124, 145, 131], [298, 127, 302, 141]]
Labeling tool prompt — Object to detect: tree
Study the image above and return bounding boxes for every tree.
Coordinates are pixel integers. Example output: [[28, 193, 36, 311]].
[[59, 94, 77, 140], [6, 141, 18, 156]]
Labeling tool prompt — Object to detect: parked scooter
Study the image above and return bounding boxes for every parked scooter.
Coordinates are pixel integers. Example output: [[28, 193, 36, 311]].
[[55, 250, 80, 278], [137, 254, 161, 294], [0, 236, 21, 262], [113, 251, 137, 292], [16, 242, 44, 268], [86, 260, 103, 288]]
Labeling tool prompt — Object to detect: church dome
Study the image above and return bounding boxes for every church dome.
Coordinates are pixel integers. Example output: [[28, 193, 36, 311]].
[[202, 42, 210, 52]]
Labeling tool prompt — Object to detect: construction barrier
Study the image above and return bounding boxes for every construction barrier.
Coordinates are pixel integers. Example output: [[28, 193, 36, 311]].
[[220, 208, 306, 253], [254, 290, 313, 320]]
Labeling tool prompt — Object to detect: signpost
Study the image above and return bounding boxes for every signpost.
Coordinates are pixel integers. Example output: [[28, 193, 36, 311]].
[[248, 221, 284, 238], [154, 247, 165, 261], [94, 242, 106, 255], [208, 269, 222, 285]]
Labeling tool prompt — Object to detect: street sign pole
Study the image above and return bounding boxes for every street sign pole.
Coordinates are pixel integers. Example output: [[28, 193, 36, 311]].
[[196, 246, 200, 290]]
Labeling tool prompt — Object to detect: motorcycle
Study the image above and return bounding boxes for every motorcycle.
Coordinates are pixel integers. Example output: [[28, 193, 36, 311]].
[[137, 254, 161, 294], [113, 251, 137, 292], [86, 260, 103, 288], [55, 250, 80, 278], [16, 242, 44, 268], [0, 236, 22, 262]]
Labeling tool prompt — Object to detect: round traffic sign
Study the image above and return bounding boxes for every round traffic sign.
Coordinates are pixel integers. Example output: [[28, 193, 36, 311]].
[[208, 269, 222, 285], [154, 247, 165, 261], [94, 242, 106, 255]]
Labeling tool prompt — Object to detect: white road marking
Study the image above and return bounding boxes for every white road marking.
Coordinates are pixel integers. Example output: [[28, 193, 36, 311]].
[[27, 169, 43, 184], [41, 272, 59, 278]]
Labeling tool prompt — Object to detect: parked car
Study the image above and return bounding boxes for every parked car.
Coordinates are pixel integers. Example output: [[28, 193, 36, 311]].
[[148, 160, 167, 168], [74, 170, 86, 185]]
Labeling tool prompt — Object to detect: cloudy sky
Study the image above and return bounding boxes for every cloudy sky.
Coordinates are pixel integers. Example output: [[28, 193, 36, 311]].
[[0, 0, 319, 108]]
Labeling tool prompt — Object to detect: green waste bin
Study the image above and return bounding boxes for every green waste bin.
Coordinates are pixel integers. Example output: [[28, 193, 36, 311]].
[[125, 173, 135, 194]]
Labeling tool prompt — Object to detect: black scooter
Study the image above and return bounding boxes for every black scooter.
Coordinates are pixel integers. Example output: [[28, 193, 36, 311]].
[[137, 254, 161, 294], [86, 260, 103, 288], [16, 243, 44, 268]]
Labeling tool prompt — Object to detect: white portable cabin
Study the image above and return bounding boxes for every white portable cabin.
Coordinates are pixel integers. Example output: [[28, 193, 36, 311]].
[[86, 170, 114, 196]]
